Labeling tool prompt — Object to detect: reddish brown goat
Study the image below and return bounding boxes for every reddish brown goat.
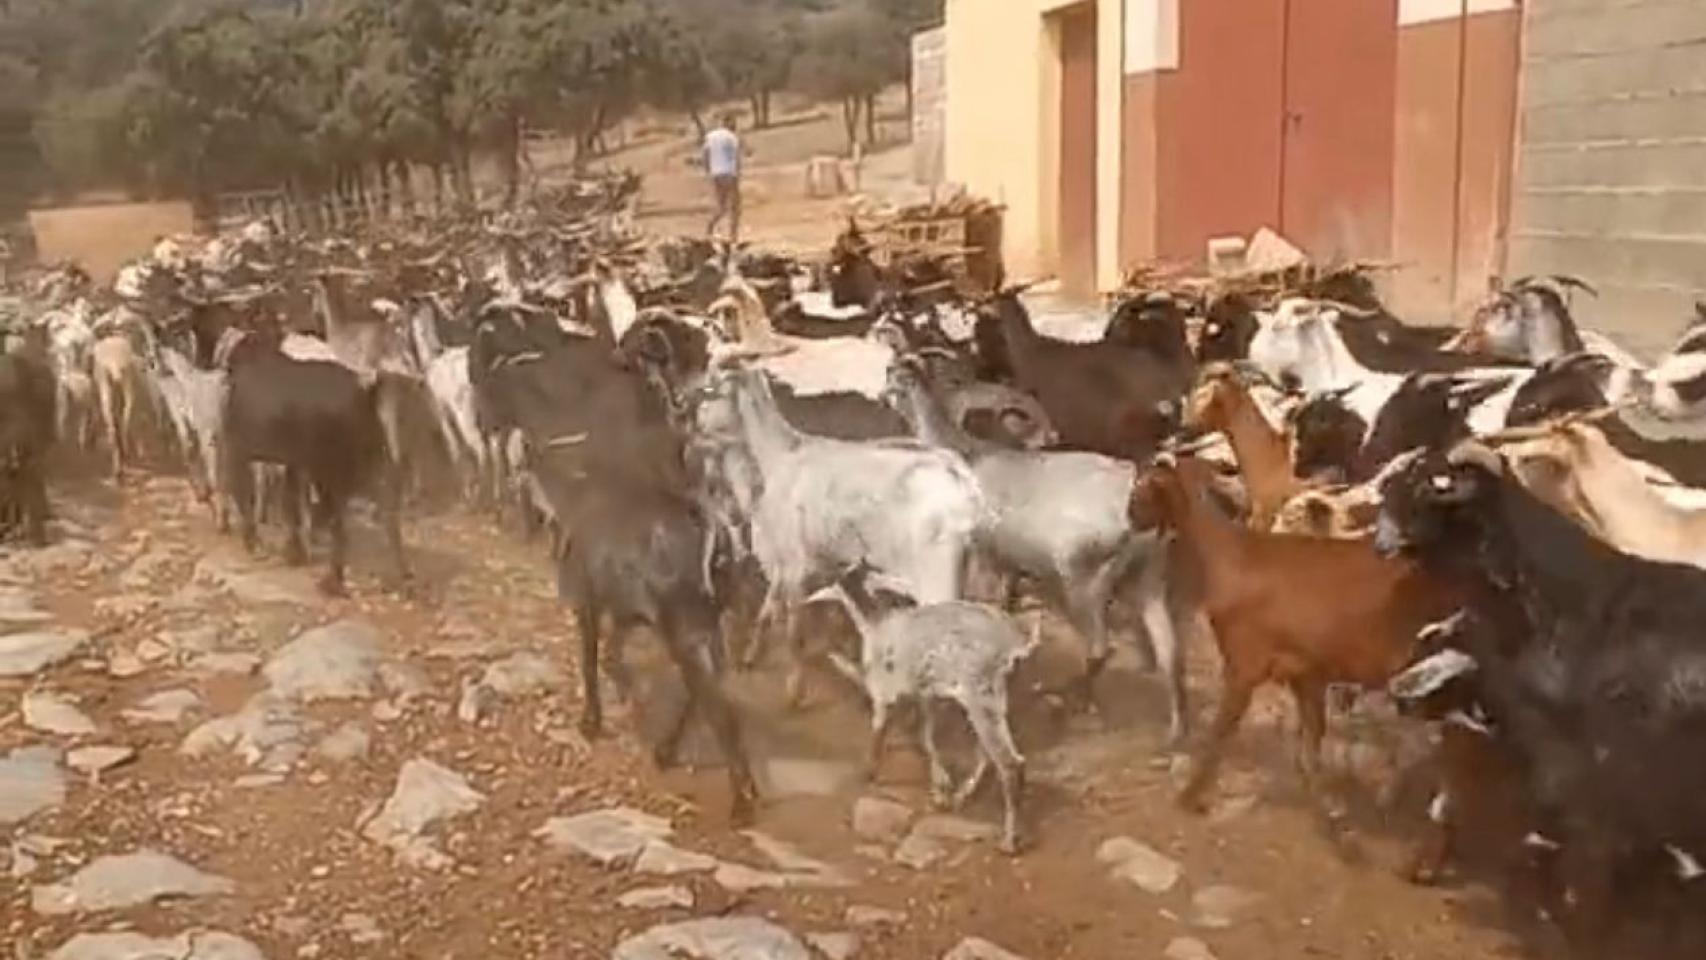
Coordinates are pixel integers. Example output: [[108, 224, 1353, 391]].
[[1183, 364, 1313, 530], [1127, 454, 1461, 821]]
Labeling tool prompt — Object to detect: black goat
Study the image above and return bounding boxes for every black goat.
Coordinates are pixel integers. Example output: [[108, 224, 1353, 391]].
[[975, 292, 1190, 457], [550, 476, 757, 826], [219, 331, 405, 595], [1293, 374, 1511, 483], [1378, 444, 1706, 957], [0, 348, 56, 545], [1507, 352, 1706, 487]]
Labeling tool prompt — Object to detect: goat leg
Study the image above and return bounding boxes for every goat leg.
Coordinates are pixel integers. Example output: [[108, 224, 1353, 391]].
[[19, 467, 49, 547], [1292, 676, 1359, 859], [1136, 554, 1189, 749], [963, 700, 1026, 855], [1404, 788, 1454, 886], [662, 626, 756, 826], [864, 699, 894, 784], [316, 491, 349, 597], [1062, 579, 1112, 715], [380, 464, 409, 587], [918, 701, 955, 809], [226, 449, 259, 554], [1178, 674, 1256, 814], [575, 600, 605, 739], [281, 469, 308, 567]]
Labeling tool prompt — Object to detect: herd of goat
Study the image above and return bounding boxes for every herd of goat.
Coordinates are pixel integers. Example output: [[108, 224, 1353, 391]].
[[7, 208, 1706, 956]]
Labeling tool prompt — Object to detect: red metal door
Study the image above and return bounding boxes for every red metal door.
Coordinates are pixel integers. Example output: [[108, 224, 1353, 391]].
[[1279, 0, 1398, 263]]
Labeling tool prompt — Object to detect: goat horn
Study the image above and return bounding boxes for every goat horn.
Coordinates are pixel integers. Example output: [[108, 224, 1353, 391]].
[[1317, 299, 1380, 318], [1445, 440, 1505, 474], [545, 433, 589, 448], [1481, 403, 1622, 446], [913, 346, 959, 361]]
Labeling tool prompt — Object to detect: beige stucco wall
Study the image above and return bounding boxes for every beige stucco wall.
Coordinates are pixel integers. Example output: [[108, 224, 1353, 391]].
[[944, 0, 1127, 292]]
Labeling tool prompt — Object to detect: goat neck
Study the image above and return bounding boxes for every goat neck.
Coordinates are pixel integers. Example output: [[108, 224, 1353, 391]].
[[1195, 377, 1293, 500], [892, 371, 987, 460], [1147, 460, 1245, 587], [729, 371, 804, 469]]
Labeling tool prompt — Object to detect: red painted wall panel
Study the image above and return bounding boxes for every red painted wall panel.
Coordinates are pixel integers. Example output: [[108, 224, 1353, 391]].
[[1280, 0, 1399, 262], [1155, 0, 1287, 263]]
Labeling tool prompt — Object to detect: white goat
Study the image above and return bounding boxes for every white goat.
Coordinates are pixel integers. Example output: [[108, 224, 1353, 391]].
[[150, 343, 229, 525], [90, 331, 150, 479], [704, 365, 985, 706], [885, 359, 1185, 740], [1250, 298, 1526, 436], [813, 567, 1038, 854]]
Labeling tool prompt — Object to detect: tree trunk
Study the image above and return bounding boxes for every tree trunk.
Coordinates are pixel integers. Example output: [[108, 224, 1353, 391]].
[[453, 145, 475, 208], [760, 89, 773, 128], [864, 93, 878, 147], [431, 162, 447, 213], [840, 98, 860, 154], [748, 94, 764, 129], [395, 160, 416, 215], [688, 107, 707, 139]]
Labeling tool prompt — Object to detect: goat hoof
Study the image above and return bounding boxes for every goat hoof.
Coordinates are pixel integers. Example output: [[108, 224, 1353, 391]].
[[729, 793, 757, 828], [998, 834, 1024, 857], [1403, 860, 1442, 887], [316, 575, 348, 598], [285, 546, 309, 567], [651, 744, 679, 771]]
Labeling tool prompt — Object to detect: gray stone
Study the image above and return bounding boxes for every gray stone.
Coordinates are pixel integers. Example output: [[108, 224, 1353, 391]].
[[180, 694, 307, 771], [24, 690, 99, 736], [743, 830, 853, 886], [107, 652, 147, 678], [617, 884, 695, 910], [264, 619, 383, 701], [892, 830, 948, 871], [480, 651, 564, 696], [48, 931, 266, 960], [712, 861, 796, 892], [0, 585, 51, 626], [633, 840, 720, 876], [806, 932, 861, 960], [536, 807, 674, 867], [1095, 836, 1182, 894], [32, 849, 235, 914], [67, 746, 137, 776], [456, 681, 495, 723], [316, 723, 371, 763], [0, 746, 64, 824], [851, 796, 914, 843], [339, 912, 385, 945], [0, 629, 87, 677], [942, 938, 1028, 960], [611, 917, 812, 960], [118, 548, 176, 591], [1164, 937, 1218, 960], [911, 814, 1000, 843], [844, 905, 905, 929], [124, 688, 203, 725], [1191, 885, 1265, 930], [360, 758, 485, 870], [379, 661, 429, 702], [193, 652, 262, 676]]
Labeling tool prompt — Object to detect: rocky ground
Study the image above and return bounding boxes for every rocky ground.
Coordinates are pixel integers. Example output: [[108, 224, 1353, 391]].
[[3, 472, 1534, 960]]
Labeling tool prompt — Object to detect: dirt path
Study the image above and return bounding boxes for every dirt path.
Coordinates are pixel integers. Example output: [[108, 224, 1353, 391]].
[[2, 474, 1528, 959]]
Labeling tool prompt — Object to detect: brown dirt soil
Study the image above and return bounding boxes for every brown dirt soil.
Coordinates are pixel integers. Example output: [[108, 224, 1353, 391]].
[[0, 464, 1544, 960]]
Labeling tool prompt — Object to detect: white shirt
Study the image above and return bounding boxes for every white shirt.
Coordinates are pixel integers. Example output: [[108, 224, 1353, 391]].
[[704, 128, 741, 178]]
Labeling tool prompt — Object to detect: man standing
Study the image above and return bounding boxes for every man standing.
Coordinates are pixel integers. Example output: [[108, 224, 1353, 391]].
[[704, 113, 743, 243]]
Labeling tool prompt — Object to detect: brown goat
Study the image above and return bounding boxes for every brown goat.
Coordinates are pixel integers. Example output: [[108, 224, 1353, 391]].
[[1183, 364, 1312, 530], [1127, 454, 1461, 821]]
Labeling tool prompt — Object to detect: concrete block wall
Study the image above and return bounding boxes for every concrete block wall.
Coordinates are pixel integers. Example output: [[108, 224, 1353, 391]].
[[1508, 0, 1706, 357]]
